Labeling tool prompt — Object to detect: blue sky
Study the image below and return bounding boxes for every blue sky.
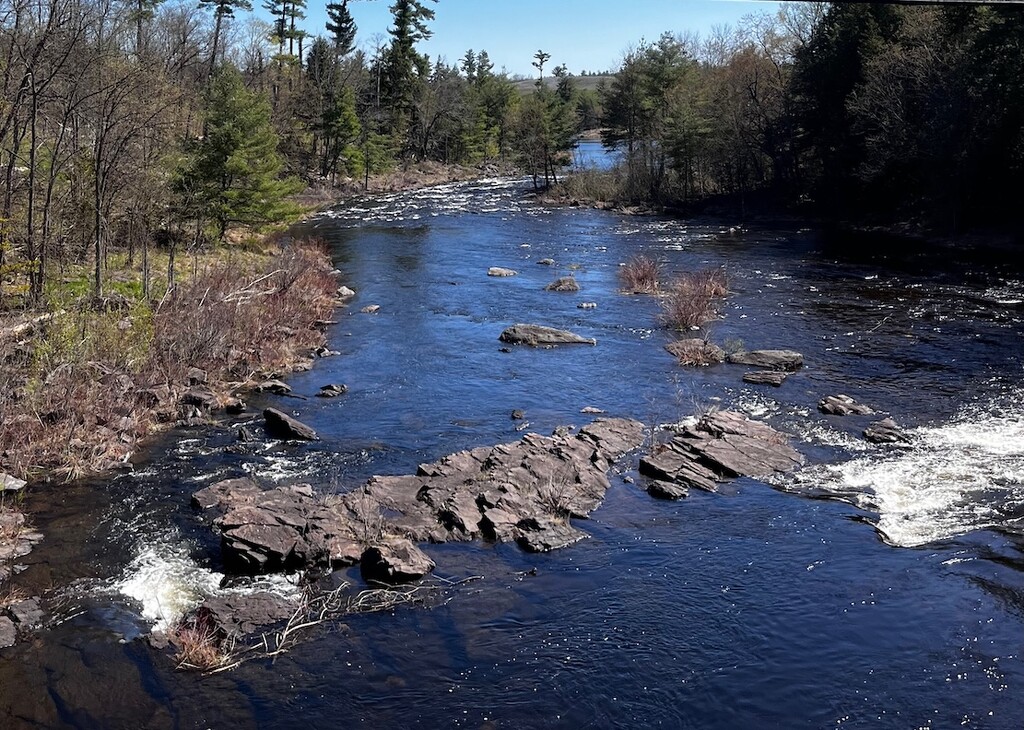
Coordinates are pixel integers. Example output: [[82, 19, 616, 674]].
[[289, 0, 784, 77]]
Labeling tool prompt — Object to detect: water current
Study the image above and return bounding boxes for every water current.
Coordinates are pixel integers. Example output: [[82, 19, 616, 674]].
[[1, 177, 1023, 728]]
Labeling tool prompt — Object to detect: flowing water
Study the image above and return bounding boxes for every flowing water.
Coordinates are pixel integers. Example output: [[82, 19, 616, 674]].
[[2, 178, 1023, 728]]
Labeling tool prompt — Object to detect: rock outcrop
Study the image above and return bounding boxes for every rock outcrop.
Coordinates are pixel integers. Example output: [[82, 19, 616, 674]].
[[193, 418, 644, 583], [863, 417, 910, 444], [727, 350, 803, 371], [263, 408, 319, 441], [545, 276, 580, 292], [639, 410, 802, 492], [743, 370, 788, 386], [499, 324, 596, 347]]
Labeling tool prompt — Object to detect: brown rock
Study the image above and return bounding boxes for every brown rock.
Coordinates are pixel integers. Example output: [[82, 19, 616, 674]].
[[263, 408, 318, 441]]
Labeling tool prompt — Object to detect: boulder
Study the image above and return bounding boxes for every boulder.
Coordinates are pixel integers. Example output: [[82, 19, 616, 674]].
[[537, 258, 555, 266], [864, 417, 911, 444], [180, 389, 218, 412], [743, 370, 788, 386], [665, 339, 726, 366], [186, 367, 208, 386], [263, 408, 318, 441], [316, 384, 348, 398], [727, 350, 804, 371], [361, 539, 435, 584], [0, 473, 26, 493], [7, 597, 43, 628], [515, 516, 587, 552], [499, 324, 596, 347], [224, 397, 247, 414], [487, 267, 518, 277], [360, 304, 381, 314], [819, 395, 874, 416], [580, 406, 605, 414], [545, 276, 580, 292], [640, 411, 802, 492], [337, 285, 356, 300]]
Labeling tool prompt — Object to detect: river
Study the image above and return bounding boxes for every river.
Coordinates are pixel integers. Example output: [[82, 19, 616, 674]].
[[1, 177, 1023, 728]]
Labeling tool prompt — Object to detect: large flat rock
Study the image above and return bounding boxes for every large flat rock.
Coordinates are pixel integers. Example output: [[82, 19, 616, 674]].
[[727, 350, 803, 371], [499, 324, 596, 347]]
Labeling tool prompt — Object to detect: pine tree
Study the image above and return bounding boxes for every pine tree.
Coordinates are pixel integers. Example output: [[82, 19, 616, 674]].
[[175, 66, 299, 239], [326, 0, 358, 56]]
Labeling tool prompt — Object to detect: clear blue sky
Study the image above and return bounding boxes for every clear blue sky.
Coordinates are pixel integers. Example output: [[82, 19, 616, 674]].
[[290, 0, 784, 76]]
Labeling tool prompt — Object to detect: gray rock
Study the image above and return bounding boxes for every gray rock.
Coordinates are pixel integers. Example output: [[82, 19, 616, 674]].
[[0, 617, 15, 648], [197, 592, 296, 638], [819, 394, 874, 416], [7, 597, 43, 628], [0, 473, 26, 493], [864, 417, 911, 444], [316, 384, 348, 398], [577, 302, 597, 309], [263, 408, 318, 441], [186, 367, 208, 386], [360, 304, 380, 314], [511, 409, 525, 420], [545, 276, 580, 292], [487, 267, 518, 277], [337, 285, 356, 300], [537, 258, 555, 266], [361, 539, 435, 583], [727, 349, 804, 371], [515, 516, 587, 552], [180, 389, 218, 411], [743, 370, 788, 386], [224, 397, 247, 414], [499, 324, 596, 347], [640, 411, 802, 492], [647, 480, 689, 500]]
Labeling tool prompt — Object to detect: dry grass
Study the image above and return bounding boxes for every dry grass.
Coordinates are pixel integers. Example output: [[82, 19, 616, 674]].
[[0, 238, 339, 483], [658, 268, 729, 331], [171, 618, 230, 672], [619, 255, 662, 293]]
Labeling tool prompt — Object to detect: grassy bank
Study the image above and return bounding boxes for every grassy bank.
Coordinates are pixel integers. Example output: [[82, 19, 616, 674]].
[[0, 237, 339, 484]]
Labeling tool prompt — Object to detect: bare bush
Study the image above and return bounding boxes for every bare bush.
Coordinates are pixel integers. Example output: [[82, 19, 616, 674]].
[[619, 255, 662, 293], [658, 268, 729, 331], [172, 619, 229, 672]]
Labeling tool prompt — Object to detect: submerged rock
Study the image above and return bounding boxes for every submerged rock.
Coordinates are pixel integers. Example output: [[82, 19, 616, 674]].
[[818, 394, 874, 416], [316, 384, 348, 398], [578, 302, 597, 309], [263, 408, 318, 441], [499, 323, 596, 347], [639, 410, 802, 493], [727, 350, 803, 371], [863, 417, 911, 444], [487, 267, 518, 277], [743, 370, 788, 386]]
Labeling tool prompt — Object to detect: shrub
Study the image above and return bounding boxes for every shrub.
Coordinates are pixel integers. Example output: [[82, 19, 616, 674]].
[[619, 254, 662, 293], [658, 268, 729, 331]]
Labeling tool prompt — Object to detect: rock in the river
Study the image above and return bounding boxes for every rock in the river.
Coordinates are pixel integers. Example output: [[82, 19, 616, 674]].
[[863, 417, 911, 444], [197, 592, 296, 638], [743, 370, 788, 386], [360, 304, 381, 314], [515, 516, 587, 552], [337, 285, 356, 300], [224, 397, 247, 414], [487, 267, 518, 277], [581, 406, 605, 414], [255, 379, 292, 395], [0, 473, 26, 493], [646, 480, 689, 500], [7, 597, 43, 628], [499, 324, 596, 347], [665, 339, 726, 366], [639, 410, 802, 493], [316, 384, 348, 398], [818, 394, 874, 416], [263, 408, 318, 441], [511, 409, 525, 420], [544, 276, 580, 292], [361, 539, 436, 584], [727, 350, 803, 371], [0, 617, 15, 648], [180, 389, 219, 412], [537, 258, 555, 266], [578, 302, 597, 309]]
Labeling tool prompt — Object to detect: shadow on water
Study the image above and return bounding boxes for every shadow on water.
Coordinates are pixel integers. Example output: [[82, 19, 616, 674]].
[[3, 178, 1024, 728]]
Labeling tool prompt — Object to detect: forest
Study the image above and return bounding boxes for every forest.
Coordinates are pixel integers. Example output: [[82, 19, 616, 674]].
[[1, 1, 1022, 309]]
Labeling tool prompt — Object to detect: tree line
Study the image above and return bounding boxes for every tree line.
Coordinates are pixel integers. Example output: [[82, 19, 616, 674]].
[[597, 2, 1024, 230], [0, 0, 600, 309]]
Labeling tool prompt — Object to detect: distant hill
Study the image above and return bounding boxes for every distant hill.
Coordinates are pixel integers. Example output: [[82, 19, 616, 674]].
[[511, 74, 616, 95]]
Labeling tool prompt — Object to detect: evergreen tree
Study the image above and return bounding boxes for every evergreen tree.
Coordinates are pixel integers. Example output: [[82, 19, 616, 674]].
[[199, 0, 253, 76], [326, 0, 358, 56], [175, 66, 299, 239]]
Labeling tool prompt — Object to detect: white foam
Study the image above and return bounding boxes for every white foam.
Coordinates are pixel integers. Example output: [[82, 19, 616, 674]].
[[791, 393, 1024, 547]]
